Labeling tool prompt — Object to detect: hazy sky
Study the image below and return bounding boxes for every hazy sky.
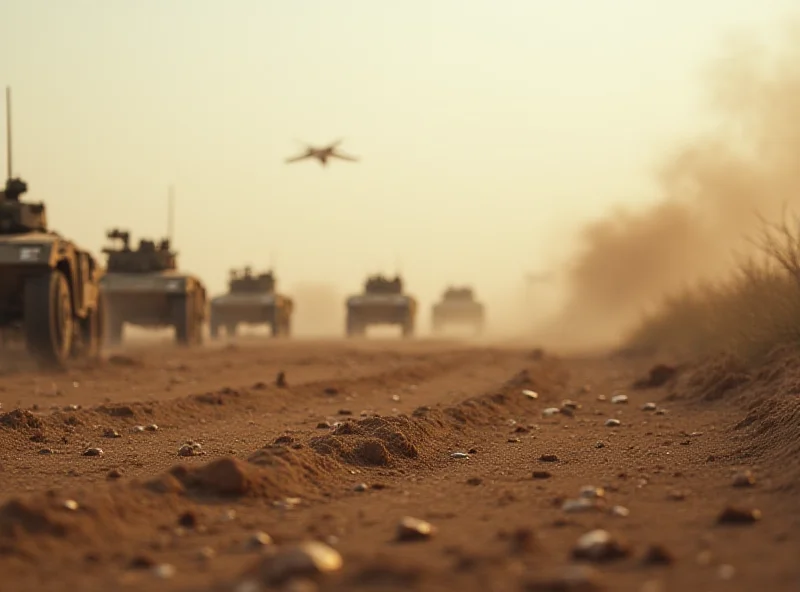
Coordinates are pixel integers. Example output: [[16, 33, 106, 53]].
[[1, 0, 797, 331]]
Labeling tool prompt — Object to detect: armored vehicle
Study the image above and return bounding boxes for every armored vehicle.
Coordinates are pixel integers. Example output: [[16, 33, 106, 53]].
[[0, 87, 105, 366], [209, 267, 293, 339], [99, 229, 207, 346], [345, 274, 416, 337], [431, 285, 485, 334]]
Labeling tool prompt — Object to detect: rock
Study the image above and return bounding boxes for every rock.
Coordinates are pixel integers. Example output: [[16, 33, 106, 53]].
[[103, 428, 121, 438], [611, 394, 628, 404], [717, 506, 761, 525], [539, 454, 559, 462], [732, 470, 755, 488], [522, 389, 538, 399], [561, 400, 581, 410], [642, 544, 674, 566], [525, 565, 603, 591], [353, 483, 368, 492], [609, 505, 630, 517], [572, 529, 630, 562], [642, 402, 657, 411], [532, 471, 552, 480], [451, 452, 470, 459], [153, 563, 176, 579], [396, 516, 435, 542], [107, 468, 124, 480], [178, 442, 203, 457], [542, 407, 561, 417], [579, 486, 605, 499], [247, 531, 274, 549], [466, 477, 483, 486], [562, 498, 601, 513], [82, 447, 103, 457], [244, 541, 342, 585], [145, 424, 159, 432], [605, 419, 621, 427]]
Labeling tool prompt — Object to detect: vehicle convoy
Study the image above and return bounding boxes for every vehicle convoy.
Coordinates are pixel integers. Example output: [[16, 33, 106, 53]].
[[345, 274, 417, 338], [431, 285, 485, 334], [209, 267, 293, 339], [99, 229, 207, 346], [0, 87, 105, 366]]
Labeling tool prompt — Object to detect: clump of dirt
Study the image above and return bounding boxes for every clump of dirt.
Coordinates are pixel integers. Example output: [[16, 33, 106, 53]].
[[311, 416, 424, 468], [632, 364, 680, 389], [0, 409, 44, 432], [157, 447, 339, 502], [667, 355, 750, 402]]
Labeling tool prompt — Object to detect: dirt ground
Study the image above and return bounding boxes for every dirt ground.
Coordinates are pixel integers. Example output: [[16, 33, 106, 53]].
[[0, 337, 798, 592]]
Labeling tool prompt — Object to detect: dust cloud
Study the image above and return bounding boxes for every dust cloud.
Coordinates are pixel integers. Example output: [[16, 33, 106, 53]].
[[288, 282, 345, 337], [536, 22, 800, 352]]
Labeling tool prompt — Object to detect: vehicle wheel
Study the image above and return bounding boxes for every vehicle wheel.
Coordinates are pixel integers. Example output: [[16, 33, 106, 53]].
[[74, 295, 105, 359], [172, 296, 192, 345], [226, 322, 237, 338], [23, 271, 75, 366], [209, 317, 220, 340]]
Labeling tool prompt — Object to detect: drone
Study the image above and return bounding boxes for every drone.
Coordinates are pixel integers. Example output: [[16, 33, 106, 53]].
[[285, 139, 359, 167]]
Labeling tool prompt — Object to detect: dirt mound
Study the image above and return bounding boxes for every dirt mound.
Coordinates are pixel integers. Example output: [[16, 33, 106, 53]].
[[311, 416, 424, 467], [632, 363, 680, 389], [667, 354, 750, 402], [0, 409, 43, 432]]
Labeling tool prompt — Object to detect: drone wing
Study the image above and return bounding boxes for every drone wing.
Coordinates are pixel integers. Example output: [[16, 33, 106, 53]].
[[285, 153, 313, 164], [330, 149, 359, 162]]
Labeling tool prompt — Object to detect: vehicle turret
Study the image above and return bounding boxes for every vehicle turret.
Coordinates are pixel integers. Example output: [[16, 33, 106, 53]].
[[364, 274, 403, 295], [442, 286, 475, 302], [102, 227, 177, 273], [0, 177, 47, 234], [228, 266, 276, 294]]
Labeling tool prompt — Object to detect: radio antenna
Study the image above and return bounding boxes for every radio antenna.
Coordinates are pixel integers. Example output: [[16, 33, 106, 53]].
[[5, 86, 12, 181], [167, 185, 175, 243]]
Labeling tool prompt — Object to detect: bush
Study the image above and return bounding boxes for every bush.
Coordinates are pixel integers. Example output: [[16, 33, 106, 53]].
[[625, 209, 800, 363]]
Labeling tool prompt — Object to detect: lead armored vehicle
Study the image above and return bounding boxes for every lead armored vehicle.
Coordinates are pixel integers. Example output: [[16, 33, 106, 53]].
[[431, 285, 485, 334], [0, 87, 105, 366], [99, 229, 207, 346], [209, 267, 293, 338], [345, 274, 416, 337]]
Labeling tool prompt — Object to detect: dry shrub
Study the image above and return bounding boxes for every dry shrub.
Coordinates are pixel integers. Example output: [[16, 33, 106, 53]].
[[625, 209, 800, 363]]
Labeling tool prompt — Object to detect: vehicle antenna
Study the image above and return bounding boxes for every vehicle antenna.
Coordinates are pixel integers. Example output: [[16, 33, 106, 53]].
[[5, 86, 12, 181], [167, 185, 175, 244]]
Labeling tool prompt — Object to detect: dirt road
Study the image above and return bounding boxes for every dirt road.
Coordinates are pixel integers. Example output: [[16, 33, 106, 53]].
[[0, 339, 797, 592]]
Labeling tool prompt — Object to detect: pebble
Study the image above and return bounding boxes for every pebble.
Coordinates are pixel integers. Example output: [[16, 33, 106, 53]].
[[562, 498, 600, 513], [153, 563, 176, 579], [63, 499, 79, 511], [451, 452, 470, 459], [642, 402, 657, 411], [197, 546, 216, 561], [145, 424, 159, 432], [248, 531, 274, 549], [579, 485, 605, 499], [717, 506, 762, 524], [353, 483, 368, 492], [732, 470, 756, 487], [103, 428, 121, 438], [107, 468, 124, 480], [642, 544, 674, 565], [82, 447, 104, 457], [611, 394, 629, 404], [178, 442, 203, 457], [542, 407, 561, 417], [609, 505, 630, 517], [595, 441, 605, 448], [655, 408, 668, 415], [522, 389, 538, 399], [396, 516, 436, 541], [561, 400, 581, 410], [572, 529, 630, 562], [532, 471, 552, 480], [605, 419, 621, 427], [248, 541, 341, 585], [133, 426, 145, 433], [539, 454, 559, 463]]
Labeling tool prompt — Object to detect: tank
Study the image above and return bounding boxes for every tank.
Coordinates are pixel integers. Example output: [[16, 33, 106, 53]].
[[99, 228, 207, 346], [0, 88, 106, 366], [209, 266, 294, 339], [431, 285, 485, 334], [345, 274, 417, 337]]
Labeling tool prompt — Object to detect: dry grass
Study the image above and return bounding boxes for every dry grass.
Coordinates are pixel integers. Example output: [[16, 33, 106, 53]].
[[625, 209, 800, 363]]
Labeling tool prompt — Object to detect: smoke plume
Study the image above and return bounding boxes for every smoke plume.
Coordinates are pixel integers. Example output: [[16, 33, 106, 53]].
[[538, 22, 800, 352]]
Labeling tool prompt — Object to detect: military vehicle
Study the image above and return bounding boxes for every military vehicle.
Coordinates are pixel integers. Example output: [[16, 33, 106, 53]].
[[0, 87, 105, 366], [209, 267, 293, 339], [345, 274, 416, 337], [431, 285, 485, 334], [99, 228, 207, 346]]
